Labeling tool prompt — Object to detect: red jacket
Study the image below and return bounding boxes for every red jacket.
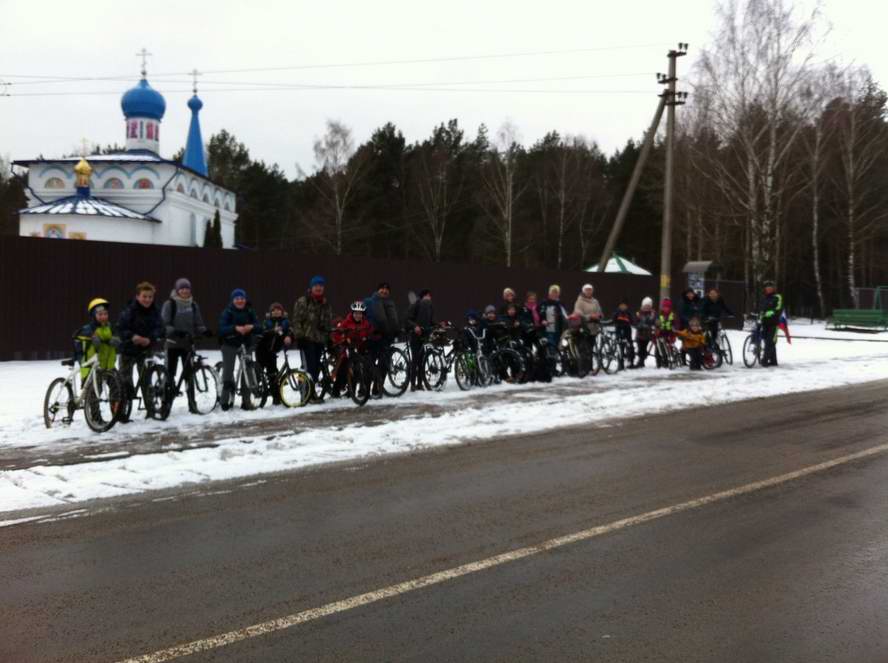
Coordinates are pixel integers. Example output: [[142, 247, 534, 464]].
[[330, 313, 374, 347]]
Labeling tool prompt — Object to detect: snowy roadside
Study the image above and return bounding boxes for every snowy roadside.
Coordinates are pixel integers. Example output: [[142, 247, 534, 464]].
[[2, 324, 888, 514]]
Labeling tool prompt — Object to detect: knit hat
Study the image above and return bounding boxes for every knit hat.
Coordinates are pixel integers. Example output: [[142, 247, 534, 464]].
[[484, 304, 497, 314], [309, 275, 326, 288], [549, 284, 561, 295], [231, 288, 247, 301], [466, 308, 479, 320], [377, 281, 391, 291], [641, 296, 654, 309], [582, 283, 594, 293], [661, 298, 672, 310], [419, 288, 431, 298], [269, 302, 284, 313], [175, 277, 192, 291], [503, 287, 516, 298]]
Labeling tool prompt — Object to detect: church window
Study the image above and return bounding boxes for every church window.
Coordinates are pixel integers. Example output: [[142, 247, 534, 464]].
[[103, 178, 124, 190], [190, 189, 198, 199], [176, 183, 186, 193], [45, 177, 65, 189], [146, 123, 155, 140], [202, 194, 210, 203], [135, 178, 154, 190]]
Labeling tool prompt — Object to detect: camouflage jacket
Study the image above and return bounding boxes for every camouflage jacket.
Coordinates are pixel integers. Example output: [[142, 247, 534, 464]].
[[292, 292, 333, 344]]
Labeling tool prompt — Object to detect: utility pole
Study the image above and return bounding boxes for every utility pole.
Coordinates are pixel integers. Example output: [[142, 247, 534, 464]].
[[596, 93, 667, 272], [658, 43, 688, 301]]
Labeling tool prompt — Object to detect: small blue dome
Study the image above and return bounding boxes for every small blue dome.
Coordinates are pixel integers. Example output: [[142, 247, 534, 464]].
[[121, 78, 166, 121], [187, 94, 203, 112]]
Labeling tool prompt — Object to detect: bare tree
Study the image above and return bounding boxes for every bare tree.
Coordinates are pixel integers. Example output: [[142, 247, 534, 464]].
[[829, 69, 888, 306], [479, 121, 527, 267], [695, 0, 826, 288], [299, 120, 367, 256], [411, 120, 466, 262]]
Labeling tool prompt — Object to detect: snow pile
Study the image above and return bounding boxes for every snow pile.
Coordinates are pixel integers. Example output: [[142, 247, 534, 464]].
[[2, 323, 887, 514]]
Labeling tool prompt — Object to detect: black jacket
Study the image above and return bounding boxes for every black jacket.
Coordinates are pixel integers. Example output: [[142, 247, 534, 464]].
[[679, 290, 703, 327], [701, 297, 735, 321], [406, 298, 435, 332], [116, 299, 163, 357]]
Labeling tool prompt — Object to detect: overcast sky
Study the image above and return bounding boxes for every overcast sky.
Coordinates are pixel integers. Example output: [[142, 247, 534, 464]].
[[2, 0, 886, 179]]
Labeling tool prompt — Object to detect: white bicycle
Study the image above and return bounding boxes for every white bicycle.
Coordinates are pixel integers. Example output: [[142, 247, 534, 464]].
[[43, 354, 124, 433]]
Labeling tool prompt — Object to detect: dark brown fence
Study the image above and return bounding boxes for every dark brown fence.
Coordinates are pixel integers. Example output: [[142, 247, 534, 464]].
[[1, 236, 673, 360]]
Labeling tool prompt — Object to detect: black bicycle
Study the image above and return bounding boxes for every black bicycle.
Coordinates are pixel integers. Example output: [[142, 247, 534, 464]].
[[157, 337, 220, 420]]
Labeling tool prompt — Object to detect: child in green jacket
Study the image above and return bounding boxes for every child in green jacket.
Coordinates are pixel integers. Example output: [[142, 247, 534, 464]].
[[75, 298, 120, 380]]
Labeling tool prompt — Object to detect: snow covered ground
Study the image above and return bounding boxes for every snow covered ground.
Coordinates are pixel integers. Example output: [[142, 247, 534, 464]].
[[2, 322, 888, 515]]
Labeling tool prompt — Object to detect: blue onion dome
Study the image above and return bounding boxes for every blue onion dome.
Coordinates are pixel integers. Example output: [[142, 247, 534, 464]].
[[121, 78, 166, 120], [187, 94, 203, 112]]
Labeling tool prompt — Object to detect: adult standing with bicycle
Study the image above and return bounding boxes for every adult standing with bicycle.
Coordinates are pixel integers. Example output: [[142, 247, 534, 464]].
[[541, 284, 569, 347], [219, 288, 260, 410], [293, 276, 333, 402], [701, 287, 735, 347], [161, 277, 209, 414], [572, 283, 602, 342], [759, 281, 784, 368], [116, 282, 163, 422], [406, 288, 434, 391], [364, 281, 400, 392]]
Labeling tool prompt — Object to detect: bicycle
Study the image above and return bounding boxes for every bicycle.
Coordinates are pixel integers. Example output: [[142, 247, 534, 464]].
[[274, 346, 313, 408], [422, 323, 463, 391], [214, 343, 268, 410], [118, 348, 168, 421], [485, 323, 526, 384], [595, 321, 620, 375], [43, 353, 124, 433], [324, 329, 377, 406], [157, 337, 220, 420], [653, 330, 682, 370], [380, 336, 411, 397], [742, 314, 774, 368], [703, 316, 733, 367], [559, 325, 597, 378]]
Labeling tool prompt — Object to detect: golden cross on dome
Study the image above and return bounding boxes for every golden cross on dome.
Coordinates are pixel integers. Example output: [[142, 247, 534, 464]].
[[136, 47, 152, 78], [190, 68, 201, 95]]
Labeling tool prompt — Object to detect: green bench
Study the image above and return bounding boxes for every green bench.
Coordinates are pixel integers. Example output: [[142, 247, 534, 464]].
[[828, 309, 888, 330]]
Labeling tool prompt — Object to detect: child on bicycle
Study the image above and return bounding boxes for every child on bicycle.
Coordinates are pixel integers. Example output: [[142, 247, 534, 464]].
[[257, 302, 293, 405], [612, 299, 635, 370], [675, 316, 707, 371], [654, 298, 676, 369], [634, 297, 656, 368], [161, 277, 209, 414], [218, 288, 260, 411], [116, 282, 163, 421], [330, 301, 374, 396], [75, 298, 120, 380]]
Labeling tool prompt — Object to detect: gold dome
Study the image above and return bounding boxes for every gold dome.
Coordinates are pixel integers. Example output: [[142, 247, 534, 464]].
[[74, 157, 92, 188]]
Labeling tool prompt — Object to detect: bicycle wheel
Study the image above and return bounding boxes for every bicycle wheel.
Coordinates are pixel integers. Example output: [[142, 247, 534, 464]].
[[83, 370, 123, 433], [422, 351, 448, 391], [454, 352, 473, 391], [742, 335, 760, 368], [702, 346, 721, 370], [348, 356, 373, 406], [719, 332, 734, 365], [280, 368, 312, 408], [383, 347, 410, 397], [477, 354, 494, 386], [599, 336, 618, 375], [44, 377, 75, 428], [142, 366, 167, 419], [191, 365, 220, 414], [494, 348, 525, 384], [570, 342, 590, 379]]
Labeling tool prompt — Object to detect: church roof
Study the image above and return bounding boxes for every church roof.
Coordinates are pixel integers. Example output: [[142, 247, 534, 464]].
[[13, 155, 232, 192], [121, 78, 166, 121], [182, 94, 208, 176], [19, 194, 159, 222]]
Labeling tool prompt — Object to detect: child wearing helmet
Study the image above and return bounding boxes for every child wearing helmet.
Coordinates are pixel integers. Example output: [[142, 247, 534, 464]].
[[257, 303, 293, 405], [75, 298, 120, 380], [329, 301, 375, 397]]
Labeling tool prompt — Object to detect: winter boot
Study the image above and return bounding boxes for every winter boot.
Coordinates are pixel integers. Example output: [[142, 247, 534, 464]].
[[221, 381, 235, 411]]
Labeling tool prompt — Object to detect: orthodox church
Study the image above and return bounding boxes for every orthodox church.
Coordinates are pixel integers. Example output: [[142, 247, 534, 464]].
[[15, 61, 237, 248]]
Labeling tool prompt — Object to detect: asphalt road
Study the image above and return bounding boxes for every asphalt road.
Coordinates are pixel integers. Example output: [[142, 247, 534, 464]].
[[2, 380, 888, 662]]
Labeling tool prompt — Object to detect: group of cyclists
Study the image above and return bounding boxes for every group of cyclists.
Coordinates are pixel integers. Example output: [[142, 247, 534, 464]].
[[49, 275, 785, 431]]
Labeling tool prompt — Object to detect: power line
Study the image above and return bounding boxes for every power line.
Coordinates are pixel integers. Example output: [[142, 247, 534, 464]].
[[0, 42, 670, 84]]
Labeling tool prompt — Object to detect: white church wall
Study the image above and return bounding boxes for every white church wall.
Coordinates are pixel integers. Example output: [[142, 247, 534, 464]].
[[19, 214, 156, 244]]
